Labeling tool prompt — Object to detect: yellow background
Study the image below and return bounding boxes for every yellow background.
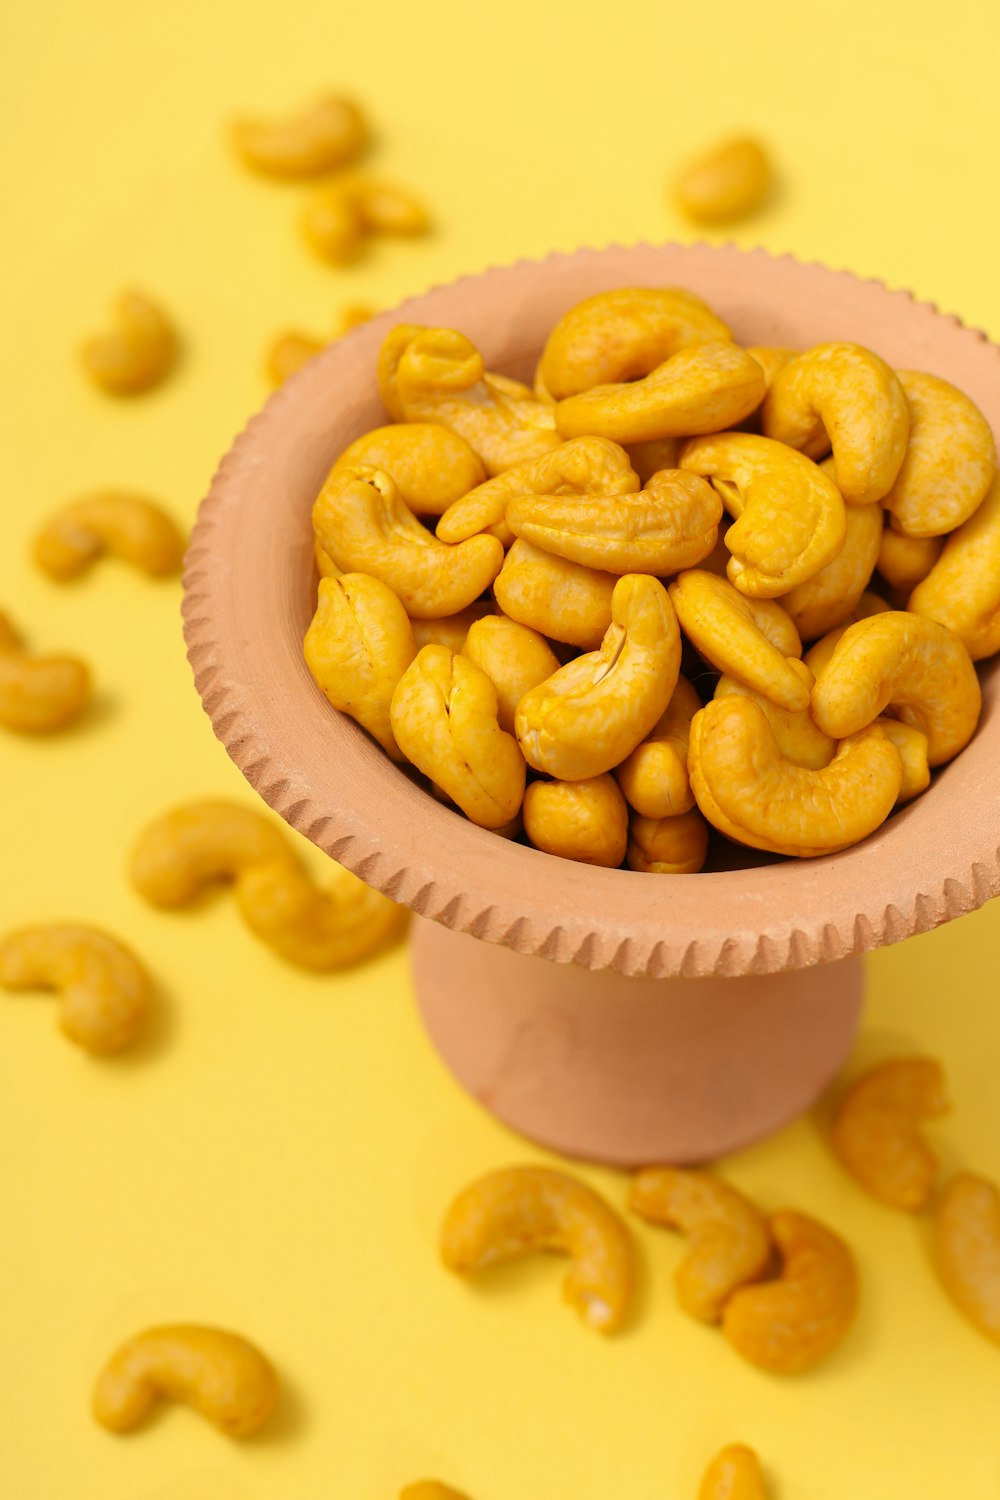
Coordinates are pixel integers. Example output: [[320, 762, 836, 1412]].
[[2, 1, 999, 1495]]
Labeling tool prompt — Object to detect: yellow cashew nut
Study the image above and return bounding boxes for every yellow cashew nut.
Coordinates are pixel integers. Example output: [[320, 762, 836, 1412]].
[[615, 674, 700, 818], [626, 808, 708, 874], [810, 611, 981, 766], [668, 570, 807, 712], [698, 1444, 769, 1500], [440, 1165, 634, 1333], [909, 474, 1000, 659], [933, 1172, 1000, 1346], [494, 539, 616, 650], [882, 371, 996, 537], [0, 924, 151, 1055], [746, 346, 799, 393], [802, 591, 892, 678], [714, 662, 836, 770], [231, 92, 367, 177], [516, 575, 680, 780], [390, 646, 525, 829], [0, 609, 92, 733], [130, 801, 294, 907], [781, 502, 882, 642], [877, 526, 943, 594], [523, 774, 629, 867], [675, 136, 773, 224], [34, 493, 186, 580], [93, 1325, 278, 1437], [336, 423, 486, 517], [681, 433, 846, 598], [832, 1057, 949, 1211], [303, 176, 429, 264], [878, 719, 931, 803], [81, 289, 177, 395], [314, 537, 341, 580], [267, 305, 374, 387], [630, 1168, 771, 1321], [411, 603, 494, 655], [462, 615, 560, 733], [312, 466, 502, 619], [762, 343, 909, 505], [722, 1210, 859, 1374], [235, 858, 406, 970]]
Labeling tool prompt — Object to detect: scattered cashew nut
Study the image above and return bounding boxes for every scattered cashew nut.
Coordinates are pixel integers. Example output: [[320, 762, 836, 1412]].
[[698, 1444, 769, 1500], [0, 609, 92, 733], [267, 305, 374, 386], [231, 92, 367, 177], [832, 1056, 949, 1211], [93, 1325, 278, 1437], [34, 493, 186, 580], [0, 923, 151, 1055], [933, 1172, 1000, 1346], [81, 290, 177, 395], [675, 136, 773, 224], [303, 176, 429, 264]]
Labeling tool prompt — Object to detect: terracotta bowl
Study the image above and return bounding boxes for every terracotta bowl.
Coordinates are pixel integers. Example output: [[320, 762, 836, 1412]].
[[183, 243, 1000, 1166]]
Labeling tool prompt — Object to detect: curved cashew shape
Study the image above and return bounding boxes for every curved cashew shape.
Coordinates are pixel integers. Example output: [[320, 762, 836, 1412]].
[[832, 1057, 948, 1211], [400, 1485, 472, 1500], [668, 570, 806, 712], [412, 603, 494, 655], [494, 539, 616, 649], [689, 696, 901, 857], [675, 136, 772, 224], [437, 436, 639, 545], [35, 493, 185, 580], [93, 1325, 278, 1437], [312, 466, 502, 619], [781, 502, 882, 642], [555, 342, 765, 445], [909, 474, 1000, 659], [0, 924, 150, 1055], [626, 808, 708, 873], [391, 646, 525, 829], [523, 774, 629, 867], [303, 176, 429, 264], [722, 1210, 859, 1373], [630, 1167, 771, 1322], [130, 801, 297, 908], [882, 371, 996, 536], [698, 1444, 769, 1500], [877, 526, 943, 594], [337, 423, 485, 517], [878, 719, 931, 803], [231, 93, 367, 177], [304, 572, 416, 758], [615, 674, 700, 818], [440, 1165, 634, 1333], [810, 611, 981, 766], [462, 615, 559, 733], [801, 591, 892, 678], [933, 1172, 1000, 1346], [0, 609, 92, 733], [714, 661, 836, 770], [762, 342, 909, 504], [235, 858, 406, 970], [680, 433, 846, 597], [81, 290, 177, 395], [516, 575, 680, 780], [378, 325, 559, 474]]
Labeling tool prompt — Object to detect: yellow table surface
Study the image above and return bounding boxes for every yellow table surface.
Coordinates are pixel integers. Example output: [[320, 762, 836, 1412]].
[[2, 1, 999, 1495]]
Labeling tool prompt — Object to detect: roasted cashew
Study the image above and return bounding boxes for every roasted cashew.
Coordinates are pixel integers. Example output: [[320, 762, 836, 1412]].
[[303, 176, 429, 264], [130, 801, 295, 908], [523, 774, 629, 867], [781, 502, 882, 641], [933, 1172, 1000, 1346], [378, 325, 559, 474], [516, 575, 680, 779], [555, 341, 765, 445], [630, 1168, 771, 1322], [0, 609, 92, 733], [267, 305, 374, 386], [689, 696, 902, 857], [625, 808, 708, 874], [810, 611, 981, 766], [762, 343, 909, 505], [680, 433, 846, 598], [698, 1444, 769, 1500], [626, 435, 682, 484], [462, 615, 559, 733], [436, 436, 638, 545], [336, 423, 485, 517], [412, 603, 494, 654], [0, 923, 150, 1055], [494, 539, 616, 649], [667, 570, 807, 712], [675, 136, 772, 223], [440, 1165, 634, 1333], [314, 537, 341, 580], [391, 646, 525, 829], [878, 719, 931, 803], [231, 92, 367, 177], [312, 466, 502, 619], [801, 591, 891, 678], [93, 1325, 278, 1437], [81, 290, 177, 395], [882, 371, 996, 536], [713, 661, 836, 770], [535, 287, 731, 401], [910, 474, 1000, 659], [615, 674, 700, 818], [34, 493, 186, 580], [235, 857, 406, 970], [722, 1210, 858, 1373], [877, 526, 943, 594], [304, 572, 416, 758], [832, 1057, 948, 1211]]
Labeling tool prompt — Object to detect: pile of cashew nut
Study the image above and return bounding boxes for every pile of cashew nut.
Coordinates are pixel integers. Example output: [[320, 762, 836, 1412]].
[[303, 286, 998, 870]]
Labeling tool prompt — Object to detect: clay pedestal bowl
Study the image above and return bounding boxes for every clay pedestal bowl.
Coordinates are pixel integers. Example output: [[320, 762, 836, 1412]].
[[183, 243, 1000, 1167]]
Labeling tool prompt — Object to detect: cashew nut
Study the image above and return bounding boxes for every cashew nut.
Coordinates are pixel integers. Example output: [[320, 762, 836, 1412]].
[[882, 371, 996, 537], [713, 661, 836, 769], [626, 435, 682, 484], [462, 615, 560, 733], [93, 1325, 278, 1437], [630, 1167, 771, 1322], [391, 646, 526, 829], [130, 802, 308, 908], [81, 290, 177, 395], [493, 539, 616, 649], [303, 176, 429, 264], [314, 537, 341, 580], [231, 92, 367, 177], [675, 136, 773, 223], [615, 674, 700, 818], [267, 305, 373, 386], [909, 474, 1000, 659], [762, 342, 909, 505], [877, 526, 943, 595], [780, 502, 882, 641], [439, 1165, 634, 1333], [0, 923, 151, 1055], [312, 466, 503, 619], [34, 493, 186, 580], [516, 575, 680, 779], [304, 572, 417, 758], [722, 1210, 859, 1373], [523, 774, 629, 867], [810, 611, 981, 766], [698, 1444, 769, 1500], [878, 719, 932, 803], [745, 346, 799, 393], [411, 603, 494, 655], [625, 808, 708, 873], [680, 433, 846, 597], [336, 423, 486, 517], [667, 570, 807, 712], [832, 1057, 948, 1211], [933, 1172, 1000, 1346], [0, 609, 92, 733], [801, 590, 891, 678]]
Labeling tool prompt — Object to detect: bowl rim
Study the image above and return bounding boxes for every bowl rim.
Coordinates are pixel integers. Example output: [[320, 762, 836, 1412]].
[[182, 240, 1000, 979]]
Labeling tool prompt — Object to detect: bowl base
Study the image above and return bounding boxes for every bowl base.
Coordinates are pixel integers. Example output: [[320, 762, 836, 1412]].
[[411, 919, 863, 1167]]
